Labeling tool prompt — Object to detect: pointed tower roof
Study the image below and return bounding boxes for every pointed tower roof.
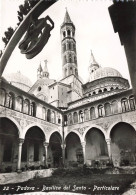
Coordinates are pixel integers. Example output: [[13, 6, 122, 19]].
[[42, 60, 49, 78], [63, 8, 72, 23], [61, 8, 75, 28], [89, 50, 100, 67], [37, 63, 43, 72]]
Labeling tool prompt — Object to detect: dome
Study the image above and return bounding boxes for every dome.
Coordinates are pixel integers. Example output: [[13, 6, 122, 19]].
[[89, 67, 122, 82], [4, 71, 32, 92]]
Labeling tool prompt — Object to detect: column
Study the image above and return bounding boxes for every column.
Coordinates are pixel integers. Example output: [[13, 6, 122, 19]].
[[17, 138, 24, 172], [43, 142, 49, 167], [61, 143, 66, 167], [106, 139, 112, 160], [81, 141, 86, 164]]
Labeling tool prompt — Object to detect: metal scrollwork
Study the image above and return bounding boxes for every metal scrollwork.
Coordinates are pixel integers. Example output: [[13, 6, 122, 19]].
[[19, 15, 54, 59]]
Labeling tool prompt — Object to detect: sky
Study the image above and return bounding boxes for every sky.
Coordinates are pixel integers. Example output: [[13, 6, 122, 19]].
[[0, 0, 131, 85]]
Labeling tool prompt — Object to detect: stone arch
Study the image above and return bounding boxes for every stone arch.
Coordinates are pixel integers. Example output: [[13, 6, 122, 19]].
[[111, 100, 118, 114], [48, 131, 62, 168], [107, 121, 136, 139], [98, 104, 104, 117], [23, 123, 46, 139], [129, 95, 136, 110], [65, 130, 83, 143], [83, 125, 106, 141], [73, 112, 78, 124], [85, 127, 108, 164], [110, 122, 136, 166], [0, 117, 21, 170], [15, 95, 23, 112], [47, 130, 62, 144], [23, 99, 30, 114], [65, 132, 83, 165], [121, 97, 129, 112], [0, 116, 22, 138]]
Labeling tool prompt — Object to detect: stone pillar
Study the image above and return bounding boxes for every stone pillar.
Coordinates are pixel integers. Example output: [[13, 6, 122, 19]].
[[43, 142, 49, 167], [17, 138, 24, 172], [61, 143, 66, 167], [81, 142, 86, 164], [106, 139, 112, 160]]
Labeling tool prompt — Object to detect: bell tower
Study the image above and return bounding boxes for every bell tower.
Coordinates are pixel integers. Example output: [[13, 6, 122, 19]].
[[60, 9, 78, 78]]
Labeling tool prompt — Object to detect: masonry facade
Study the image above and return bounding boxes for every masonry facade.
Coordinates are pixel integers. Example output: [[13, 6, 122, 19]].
[[0, 10, 136, 172]]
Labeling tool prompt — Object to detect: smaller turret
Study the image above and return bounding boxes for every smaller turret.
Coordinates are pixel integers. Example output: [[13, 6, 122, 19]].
[[37, 64, 43, 79], [88, 50, 100, 74], [42, 60, 49, 78]]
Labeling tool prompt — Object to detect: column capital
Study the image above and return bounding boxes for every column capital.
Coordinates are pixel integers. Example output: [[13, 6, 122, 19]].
[[18, 138, 24, 145], [106, 139, 111, 144], [43, 142, 49, 147], [61, 143, 66, 149], [81, 141, 86, 148]]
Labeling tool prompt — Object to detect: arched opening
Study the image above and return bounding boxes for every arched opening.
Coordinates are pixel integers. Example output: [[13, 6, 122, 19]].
[[85, 128, 108, 166], [0, 118, 19, 172], [104, 88, 107, 92], [112, 100, 118, 114], [98, 89, 102, 94], [84, 109, 89, 121], [104, 103, 111, 116], [65, 132, 83, 166], [63, 31, 66, 38], [23, 99, 30, 114], [73, 112, 78, 124], [0, 88, 6, 106], [15, 96, 23, 112], [42, 107, 46, 120], [47, 109, 51, 122], [30, 102, 36, 116], [98, 104, 104, 117], [22, 127, 45, 168], [48, 132, 62, 168], [90, 107, 96, 120], [64, 115, 67, 126], [8, 92, 15, 109], [67, 30, 71, 36], [79, 110, 84, 122], [129, 95, 136, 110], [121, 98, 129, 112], [68, 113, 73, 125], [110, 122, 136, 166], [51, 111, 56, 123]]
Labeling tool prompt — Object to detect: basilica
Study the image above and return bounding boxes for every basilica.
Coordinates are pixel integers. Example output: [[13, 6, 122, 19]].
[[0, 10, 136, 172]]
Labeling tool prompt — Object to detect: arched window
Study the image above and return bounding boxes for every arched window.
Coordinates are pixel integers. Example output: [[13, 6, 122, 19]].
[[68, 113, 73, 125], [104, 103, 111, 116], [42, 107, 46, 120], [51, 111, 56, 123], [63, 31, 66, 37], [112, 100, 118, 114], [23, 99, 30, 114], [30, 102, 36, 116], [84, 109, 89, 121], [68, 42, 71, 50], [70, 67, 73, 74], [0, 89, 6, 106], [73, 112, 78, 123], [7, 92, 15, 109], [121, 98, 129, 112], [47, 109, 51, 122], [129, 95, 135, 110], [90, 107, 95, 120], [65, 68, 68, 77], [93, 91, 96, 95], [98, 104, 104, 117], [64, 115, 68, 126], [79, 110, 84, 123], [16, 96, 23, 112], [110, 87, 114, 91], [98, 89, 102, 94], [69, 54, 72, 63], [104, 88, 107, 92], [67, 30, 71, 36]]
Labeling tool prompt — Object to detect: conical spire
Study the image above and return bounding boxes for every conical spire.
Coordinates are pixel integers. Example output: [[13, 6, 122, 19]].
[[89, 50, 99, 66], [38, 63, 43, 72], [42, 60, 49, 78], [63, 8, 72, 24]]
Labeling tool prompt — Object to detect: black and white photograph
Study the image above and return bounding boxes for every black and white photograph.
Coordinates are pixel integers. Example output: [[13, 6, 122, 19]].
[[0, 0, 136, 194]]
